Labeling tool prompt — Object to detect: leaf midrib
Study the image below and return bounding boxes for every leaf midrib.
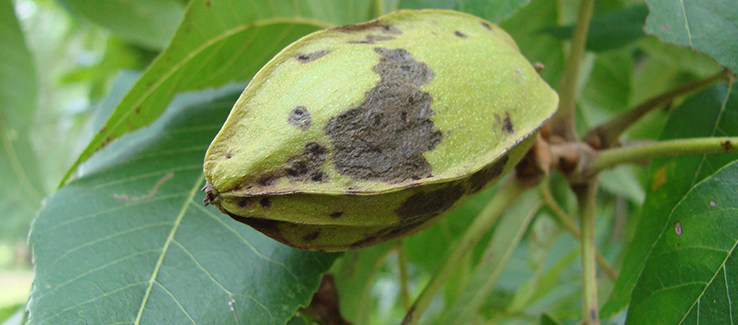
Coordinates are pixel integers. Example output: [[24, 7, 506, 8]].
[[133, 174, 204, 325]]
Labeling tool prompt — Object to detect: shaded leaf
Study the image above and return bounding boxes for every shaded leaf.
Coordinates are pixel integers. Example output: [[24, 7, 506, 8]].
[[644, 0, 738, 73], [441, 191, 541, 325], [333, 242, 395, 324], [398, 0, 531, 23], [500, 0, 564, 87], [56, 0, 185, 49], [637, 38, 722, 78], [62, 0, 374, 185], [540, 312, 563, 325], [603, 83, 738, 316], [0, 0, 44, 239], [627, 160, 738, 324], [543, 4, 648, 52], [27, 88, 338, 324]]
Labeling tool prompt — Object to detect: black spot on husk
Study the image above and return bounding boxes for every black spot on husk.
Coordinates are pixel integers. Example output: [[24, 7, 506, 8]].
[[295, 50, 330, 63], [454, 31, 467, 38], [325, 47, 443, 183], [284, 142, 329, 183], [329, 211, 344, 218], [303, 231, 320, 241], [259, 197, 271, 208], [502, 111, 514, 134], [288, 106, 312, 130]]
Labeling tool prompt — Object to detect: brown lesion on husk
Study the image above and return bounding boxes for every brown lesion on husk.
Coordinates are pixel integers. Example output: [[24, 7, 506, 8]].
[[389, 154, 510, 230], [325, 47, 443, 184]]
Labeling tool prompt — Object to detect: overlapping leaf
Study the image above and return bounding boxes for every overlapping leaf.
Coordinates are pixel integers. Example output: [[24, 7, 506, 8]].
[[627, 160, 738, 324], [27, 88, 338, 325], [603, 84, 738, 316], [56, 0, 186, 49], [0, 0, 44, 239], [62, 0, 375, 185], [644, 0, 738, 73]]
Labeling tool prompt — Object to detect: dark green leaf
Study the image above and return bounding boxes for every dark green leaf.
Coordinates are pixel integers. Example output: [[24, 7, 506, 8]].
[[500, 0, 565, 87], [542, 4, 648, 52], [27, 88, 338, 325], [644, 0, 738, 73], [603, 83, 738, 317], [627, 160, 738, 324], [398, 0, 531, 23], [56, 0, 185, 49], [0, 0, 45, 240], [63, 0, 374, 185]]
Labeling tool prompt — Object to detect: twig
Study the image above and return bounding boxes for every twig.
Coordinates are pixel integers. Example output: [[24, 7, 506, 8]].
[[574, 180, 600, 325], [550, 0, 596, 141], [585, 137, 738, 175], [538, 180, 618, 280], [585, 69, 732, 149]]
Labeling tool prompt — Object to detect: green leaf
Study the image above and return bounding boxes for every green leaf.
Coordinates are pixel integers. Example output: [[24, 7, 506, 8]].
[[540, 312, 563, 325], [27, 88, 338, 324], [333, 242, 394, 324], [542, 4, 648, 52], [637, 38, 722, 78], [0, 0, 44, 240], [56, 0, 185, 49], [441, 191, 541, 325], [62, 0, 374, 186], [626, 160, 738, 324], [603, 83, 738, 317], [644, 0, 738, 73], [500, 0, 564, 87], [398, 0, 531, 23]]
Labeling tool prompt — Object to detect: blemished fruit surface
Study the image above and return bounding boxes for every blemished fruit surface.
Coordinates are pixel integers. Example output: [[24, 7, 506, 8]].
[[202, 9, 558, 252]]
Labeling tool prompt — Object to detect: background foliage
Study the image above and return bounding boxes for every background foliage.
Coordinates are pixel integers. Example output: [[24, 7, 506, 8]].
[[1, 0, 736, 324]]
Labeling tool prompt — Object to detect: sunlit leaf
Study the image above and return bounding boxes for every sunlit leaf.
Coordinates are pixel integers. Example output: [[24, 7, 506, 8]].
[[27, 88, 338, 324]]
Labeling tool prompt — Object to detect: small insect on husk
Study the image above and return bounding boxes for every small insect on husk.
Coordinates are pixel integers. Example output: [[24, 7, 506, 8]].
[[202, 10, 558, 252]]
